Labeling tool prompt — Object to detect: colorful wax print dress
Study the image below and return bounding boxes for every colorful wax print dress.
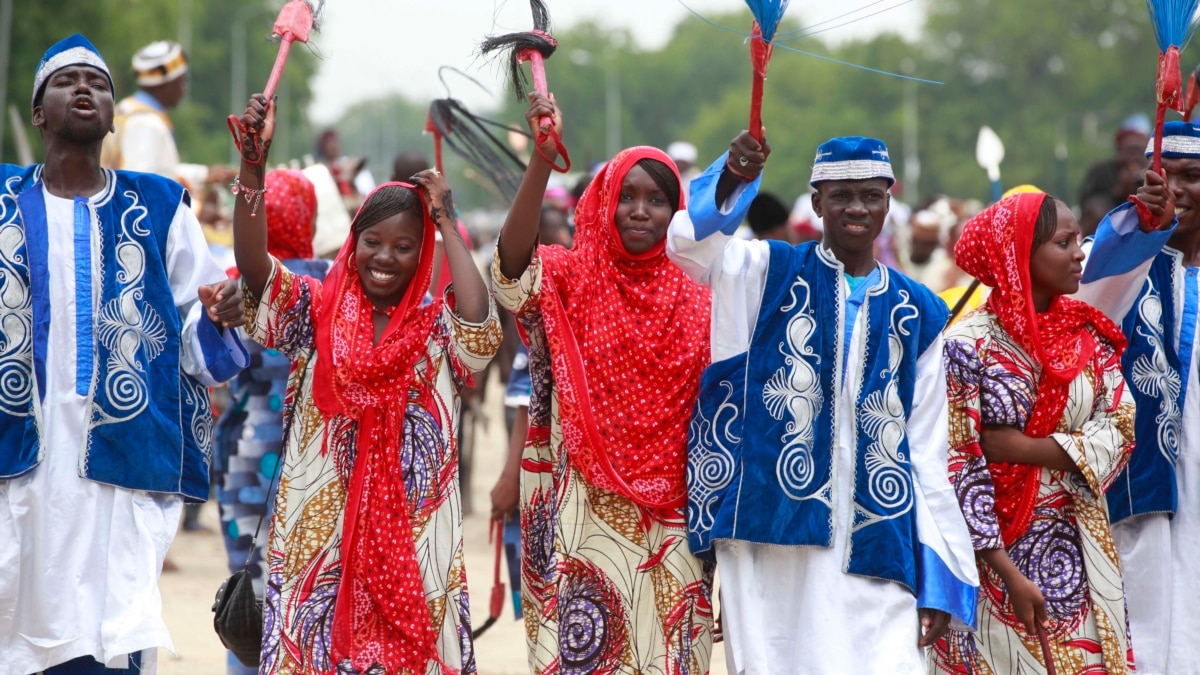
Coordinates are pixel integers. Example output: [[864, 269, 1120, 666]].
[[246, 259, 502, 675], [930, 307, 1136, 674], [492, 252, 715, 675]]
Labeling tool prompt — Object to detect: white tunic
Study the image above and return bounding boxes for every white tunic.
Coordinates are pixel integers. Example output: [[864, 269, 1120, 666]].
[[0, 186, 229, 674]]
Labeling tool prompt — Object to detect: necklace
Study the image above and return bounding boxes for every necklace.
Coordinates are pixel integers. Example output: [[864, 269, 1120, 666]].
[[373, 303, 399, 318]]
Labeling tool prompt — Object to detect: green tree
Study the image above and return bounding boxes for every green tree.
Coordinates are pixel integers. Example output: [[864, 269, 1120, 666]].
[[5, 0, 316, 167]]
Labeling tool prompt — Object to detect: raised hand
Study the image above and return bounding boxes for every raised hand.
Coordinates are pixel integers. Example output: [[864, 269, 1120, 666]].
[[408, 168, 457, 230], [235, 94, 276, 165], [1134, 168, 1176, 231], [525, 92, 564, 163], [726, 130, 772, 181]]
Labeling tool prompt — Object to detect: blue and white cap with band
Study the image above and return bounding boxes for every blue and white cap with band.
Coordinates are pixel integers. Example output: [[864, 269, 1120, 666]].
[[809, 136, 895, 187], [1145, 120, 1200, 159], [32, 34, 112, 109]]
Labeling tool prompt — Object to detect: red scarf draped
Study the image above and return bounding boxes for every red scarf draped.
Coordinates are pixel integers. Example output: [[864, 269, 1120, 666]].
[[536, 146, 711, 510], [955, 192, 1126, 546], [310, 182, 450, 674]]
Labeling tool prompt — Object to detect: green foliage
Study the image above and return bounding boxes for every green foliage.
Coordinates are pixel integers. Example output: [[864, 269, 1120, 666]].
[[478, 0, 1166, 206], [10, 0, 1171, 209], [5, 0, 316, 167]]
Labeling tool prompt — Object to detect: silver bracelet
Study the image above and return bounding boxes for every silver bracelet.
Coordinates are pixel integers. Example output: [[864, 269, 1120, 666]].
[[230, 176, 267, 217]]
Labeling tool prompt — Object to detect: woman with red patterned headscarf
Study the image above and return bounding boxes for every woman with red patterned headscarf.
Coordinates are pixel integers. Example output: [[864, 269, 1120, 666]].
[[229, 94, 502, 675], [491, 93, 715, 674], [930, 191, 1136, 674]]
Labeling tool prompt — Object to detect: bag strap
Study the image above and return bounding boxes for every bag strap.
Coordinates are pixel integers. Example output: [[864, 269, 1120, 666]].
[[239, 357, 309, 568]]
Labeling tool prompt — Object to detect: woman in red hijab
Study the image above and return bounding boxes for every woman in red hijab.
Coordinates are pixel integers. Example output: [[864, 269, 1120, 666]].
[[230, 95, 501, 675], [491, 94, 714, 673], [930, 192, 1136, 673]]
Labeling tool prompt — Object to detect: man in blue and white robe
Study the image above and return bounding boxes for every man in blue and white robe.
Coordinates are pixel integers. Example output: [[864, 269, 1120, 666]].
[[667, 135, 977, 673], [1074, 121, 1200, 675], [0, 35, 247, 674]]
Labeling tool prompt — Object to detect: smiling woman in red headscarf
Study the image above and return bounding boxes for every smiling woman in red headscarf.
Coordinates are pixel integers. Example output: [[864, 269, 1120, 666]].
[[229, 94, 502, 675], [930, 191, 1137, 674], [491, 93, 714, 674]]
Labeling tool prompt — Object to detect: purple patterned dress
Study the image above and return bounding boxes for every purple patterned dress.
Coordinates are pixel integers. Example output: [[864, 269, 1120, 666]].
[[930, 308, 1136, 674]]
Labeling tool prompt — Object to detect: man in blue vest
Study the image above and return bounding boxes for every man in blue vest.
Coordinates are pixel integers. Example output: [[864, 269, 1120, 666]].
[[1074, 120, 1200, 675], [0, 35, 248, 674], [667, 132, 978, 672]]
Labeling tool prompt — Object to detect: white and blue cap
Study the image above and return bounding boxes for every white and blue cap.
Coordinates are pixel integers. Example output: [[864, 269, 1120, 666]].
[[809, 136, 895, 187], [32, 34, 112, 109], [1146, 120, 1200, 159]]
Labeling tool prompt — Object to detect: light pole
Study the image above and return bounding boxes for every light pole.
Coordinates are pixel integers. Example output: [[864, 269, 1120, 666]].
[[570, 48, 622, 159]]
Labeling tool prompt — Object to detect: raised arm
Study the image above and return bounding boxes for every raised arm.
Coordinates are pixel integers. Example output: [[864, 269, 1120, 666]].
[[497, 93, 563, 281], [409, 169, 489, 323], [229, 94, 275, 300], [711, 131, 770, 208]]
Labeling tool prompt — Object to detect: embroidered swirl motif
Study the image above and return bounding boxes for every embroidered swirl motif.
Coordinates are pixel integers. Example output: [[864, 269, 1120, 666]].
[[854, 293, 916, 530], [687, 380, 739, 537], [0, 175, 31, 416], [1130, 294, 1182, 465], [182, 375, 212, 463], [93, 191, 167, 424], [764, 274, 826, 502]]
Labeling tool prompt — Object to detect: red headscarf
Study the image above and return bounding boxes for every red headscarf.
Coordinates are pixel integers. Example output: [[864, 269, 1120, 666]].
[[310, 183, 449, 674], [955, 192, 1126, 545], [536, 146, 711, 510], [264, 169, 317, 260]]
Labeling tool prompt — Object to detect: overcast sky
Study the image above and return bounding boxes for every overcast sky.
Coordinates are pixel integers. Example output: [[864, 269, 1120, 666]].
[[304, 0, 926, 123]]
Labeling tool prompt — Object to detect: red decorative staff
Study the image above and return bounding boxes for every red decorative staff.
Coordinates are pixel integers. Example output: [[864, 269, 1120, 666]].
[[470, 518, 507, 638], [1145, 0, 1200, 170], [1184, 62, 1200, 120], [227, 0, 320, 162], [480, 0, 571, 172], [743, 0, 791, 142], [423, 68, 529, 201]]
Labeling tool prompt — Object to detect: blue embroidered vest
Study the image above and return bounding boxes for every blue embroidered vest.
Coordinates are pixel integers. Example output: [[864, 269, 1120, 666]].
[[687, 242, 948, 593], [0, 165, 213, 501], [1109, 249, 1195, 522]]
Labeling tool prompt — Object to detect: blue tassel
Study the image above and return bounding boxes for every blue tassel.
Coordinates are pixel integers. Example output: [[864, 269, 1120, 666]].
[[1147, 0, 1200, 50], [743, 0, 791, 42]]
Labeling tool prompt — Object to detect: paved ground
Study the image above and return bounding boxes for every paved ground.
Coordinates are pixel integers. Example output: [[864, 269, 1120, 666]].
[[156, 380, 728, 674]]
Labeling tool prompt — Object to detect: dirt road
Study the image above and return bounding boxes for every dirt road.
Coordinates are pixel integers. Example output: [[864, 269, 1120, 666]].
[[156, 380, 728, 674]]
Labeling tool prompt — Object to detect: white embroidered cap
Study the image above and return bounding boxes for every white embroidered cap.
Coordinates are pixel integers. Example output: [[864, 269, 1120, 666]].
[[133, 41, 188, 87]]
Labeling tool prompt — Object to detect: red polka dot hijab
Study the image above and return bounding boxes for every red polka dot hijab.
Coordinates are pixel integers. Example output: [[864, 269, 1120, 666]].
[[536, 146, 711, 510], [311, 183, 450, 674], [264, 169, 316, 260], [955, 192, 1125, 545]]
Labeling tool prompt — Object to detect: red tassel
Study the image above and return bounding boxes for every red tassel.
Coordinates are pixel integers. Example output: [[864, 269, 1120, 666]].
[[748, 21, 773, 143]]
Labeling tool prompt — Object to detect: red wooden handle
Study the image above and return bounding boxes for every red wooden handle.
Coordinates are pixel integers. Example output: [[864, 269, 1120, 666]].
[[749, 69, 765, 143], [262, 35, 296, 101], [1153, 101, 1167, 174]]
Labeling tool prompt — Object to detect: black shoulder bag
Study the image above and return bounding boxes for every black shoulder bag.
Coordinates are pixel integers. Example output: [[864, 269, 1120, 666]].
[[212, 365, 304, 667]]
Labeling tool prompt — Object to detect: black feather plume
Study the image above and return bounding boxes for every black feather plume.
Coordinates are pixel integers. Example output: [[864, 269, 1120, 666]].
[[479, 0, 558, 100], [429, 98, 529, 202]]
